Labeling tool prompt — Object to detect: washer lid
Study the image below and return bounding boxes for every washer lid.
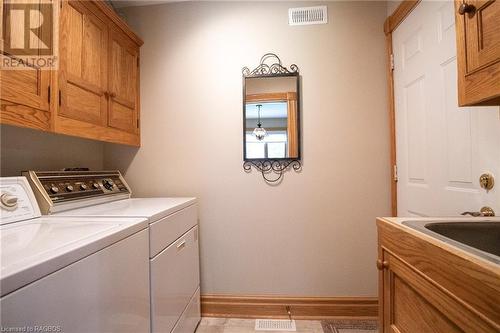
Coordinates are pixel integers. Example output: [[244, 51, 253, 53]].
[[1, 219, 120, 271], [0, 216, 148, 297]]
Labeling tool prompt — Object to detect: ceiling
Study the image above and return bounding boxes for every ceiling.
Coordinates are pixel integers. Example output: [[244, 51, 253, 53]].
[[246, 102, 287, 119]]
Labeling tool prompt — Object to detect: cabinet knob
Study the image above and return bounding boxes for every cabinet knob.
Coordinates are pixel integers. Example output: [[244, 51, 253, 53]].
[[458, 1, 474, 15], [109, 92, 116, 98], [376, 259, 389, 270]]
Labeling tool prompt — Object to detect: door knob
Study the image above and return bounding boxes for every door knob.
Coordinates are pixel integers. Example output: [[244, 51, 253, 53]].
[[479, 173, 494, 191]]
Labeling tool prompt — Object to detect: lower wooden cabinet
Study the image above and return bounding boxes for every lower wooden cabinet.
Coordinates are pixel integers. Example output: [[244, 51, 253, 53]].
[[377, 218, 500, 333], [381, 252, 468, 332], [0, 0, 143, 146]]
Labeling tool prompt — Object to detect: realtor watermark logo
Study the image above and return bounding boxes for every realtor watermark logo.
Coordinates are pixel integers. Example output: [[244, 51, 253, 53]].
[[1, 0, 59, 70]]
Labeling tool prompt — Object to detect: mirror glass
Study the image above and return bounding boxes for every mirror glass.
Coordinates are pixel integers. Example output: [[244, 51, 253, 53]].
[[244, 75, 300, 160]]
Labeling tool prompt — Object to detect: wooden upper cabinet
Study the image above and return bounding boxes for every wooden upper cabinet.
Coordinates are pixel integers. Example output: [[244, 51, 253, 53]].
[[108, 28, 139, 134], [1, 0, 142, 146], [1, 1, 51, 131], [0, 63, 51, 130], [58, 0, 108, 126], [55, 0, 143, 146], [455, 0, 500, 106]]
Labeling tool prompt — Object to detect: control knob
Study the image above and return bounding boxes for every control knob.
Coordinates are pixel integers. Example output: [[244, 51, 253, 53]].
[[0, 192, 18, 211], [80, 184, 88, 191], [102, 179, 115, 190], [66, 185, 74, 192], [50, 186, 59, 194], [92, 183, 100, 190]]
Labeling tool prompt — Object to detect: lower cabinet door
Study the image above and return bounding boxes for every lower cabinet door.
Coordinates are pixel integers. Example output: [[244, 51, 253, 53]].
[[382, 251, 496, 333], [0, 230, 150, 333], [151, 226, 200, 333], [383, 261, 461, 332]]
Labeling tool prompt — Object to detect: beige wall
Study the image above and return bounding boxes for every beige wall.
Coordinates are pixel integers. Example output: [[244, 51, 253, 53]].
[[105, 1, 390, 296], [1, 125, 104, 176], [387, 0, 402, 16]]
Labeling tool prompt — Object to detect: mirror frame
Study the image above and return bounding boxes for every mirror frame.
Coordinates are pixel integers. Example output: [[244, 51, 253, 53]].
[[242, 53, 302, 183]]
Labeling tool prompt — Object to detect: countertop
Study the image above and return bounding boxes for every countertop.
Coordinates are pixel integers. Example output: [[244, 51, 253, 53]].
[[377, 216, 500, 273]]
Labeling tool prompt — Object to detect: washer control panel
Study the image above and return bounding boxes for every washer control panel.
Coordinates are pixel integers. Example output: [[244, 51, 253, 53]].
[[0, 177, 41, 225], [23, 171, 131, 214]]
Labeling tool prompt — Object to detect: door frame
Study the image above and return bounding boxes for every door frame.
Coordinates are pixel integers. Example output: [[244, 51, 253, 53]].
[[384, 0, 422, 216]]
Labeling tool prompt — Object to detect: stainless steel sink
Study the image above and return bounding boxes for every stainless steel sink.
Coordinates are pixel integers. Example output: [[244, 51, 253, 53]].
[[402, 220, 500, 265]]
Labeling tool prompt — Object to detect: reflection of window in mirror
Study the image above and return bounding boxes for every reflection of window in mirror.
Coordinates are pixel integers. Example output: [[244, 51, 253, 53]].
[[246, 132, 288, 159]]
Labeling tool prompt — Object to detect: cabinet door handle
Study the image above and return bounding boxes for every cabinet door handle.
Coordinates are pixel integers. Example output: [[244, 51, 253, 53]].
[[458, 1, 474, 15], [176, 240, 186, 251], [376, 259, 389, 270]]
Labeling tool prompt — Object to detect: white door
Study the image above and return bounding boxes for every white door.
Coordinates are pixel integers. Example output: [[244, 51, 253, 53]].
[[393, 1, 500, 217]]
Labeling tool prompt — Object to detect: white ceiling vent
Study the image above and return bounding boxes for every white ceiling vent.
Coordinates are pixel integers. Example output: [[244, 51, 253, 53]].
[[289, 6, 328, 26]]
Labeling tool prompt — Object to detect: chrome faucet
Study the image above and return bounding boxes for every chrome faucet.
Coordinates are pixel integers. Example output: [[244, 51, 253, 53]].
[[461, 206, 495, 217]]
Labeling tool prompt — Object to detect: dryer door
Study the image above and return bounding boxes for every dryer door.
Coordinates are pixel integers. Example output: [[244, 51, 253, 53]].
[[151, 226, 200, 333]]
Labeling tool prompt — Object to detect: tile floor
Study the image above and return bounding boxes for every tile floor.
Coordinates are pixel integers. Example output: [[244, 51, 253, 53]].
[[196, 318, 324, 333]]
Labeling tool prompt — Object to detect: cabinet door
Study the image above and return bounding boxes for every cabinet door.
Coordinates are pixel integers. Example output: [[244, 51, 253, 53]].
[[58, 0, 108, 126], [464, 0, 500, 73], [1, 1, 51, 130], [381, 252, 497, 333], [0, 65, 50, 112], [382, 253, 463, 333], [455, 0, 500, 105], [108, 27, 139, 134]]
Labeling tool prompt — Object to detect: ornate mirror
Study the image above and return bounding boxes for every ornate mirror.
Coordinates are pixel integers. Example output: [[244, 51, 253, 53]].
[[242, 53, 301, 183]]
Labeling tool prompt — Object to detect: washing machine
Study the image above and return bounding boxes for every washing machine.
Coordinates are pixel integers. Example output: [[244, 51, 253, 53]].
[[23, 170, 201, 333], [0, 176, 150, 332]]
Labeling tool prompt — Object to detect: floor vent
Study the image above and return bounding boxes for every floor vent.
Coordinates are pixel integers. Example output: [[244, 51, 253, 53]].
[[289, 6, 328, 26], [255, 319, 297, 331]]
